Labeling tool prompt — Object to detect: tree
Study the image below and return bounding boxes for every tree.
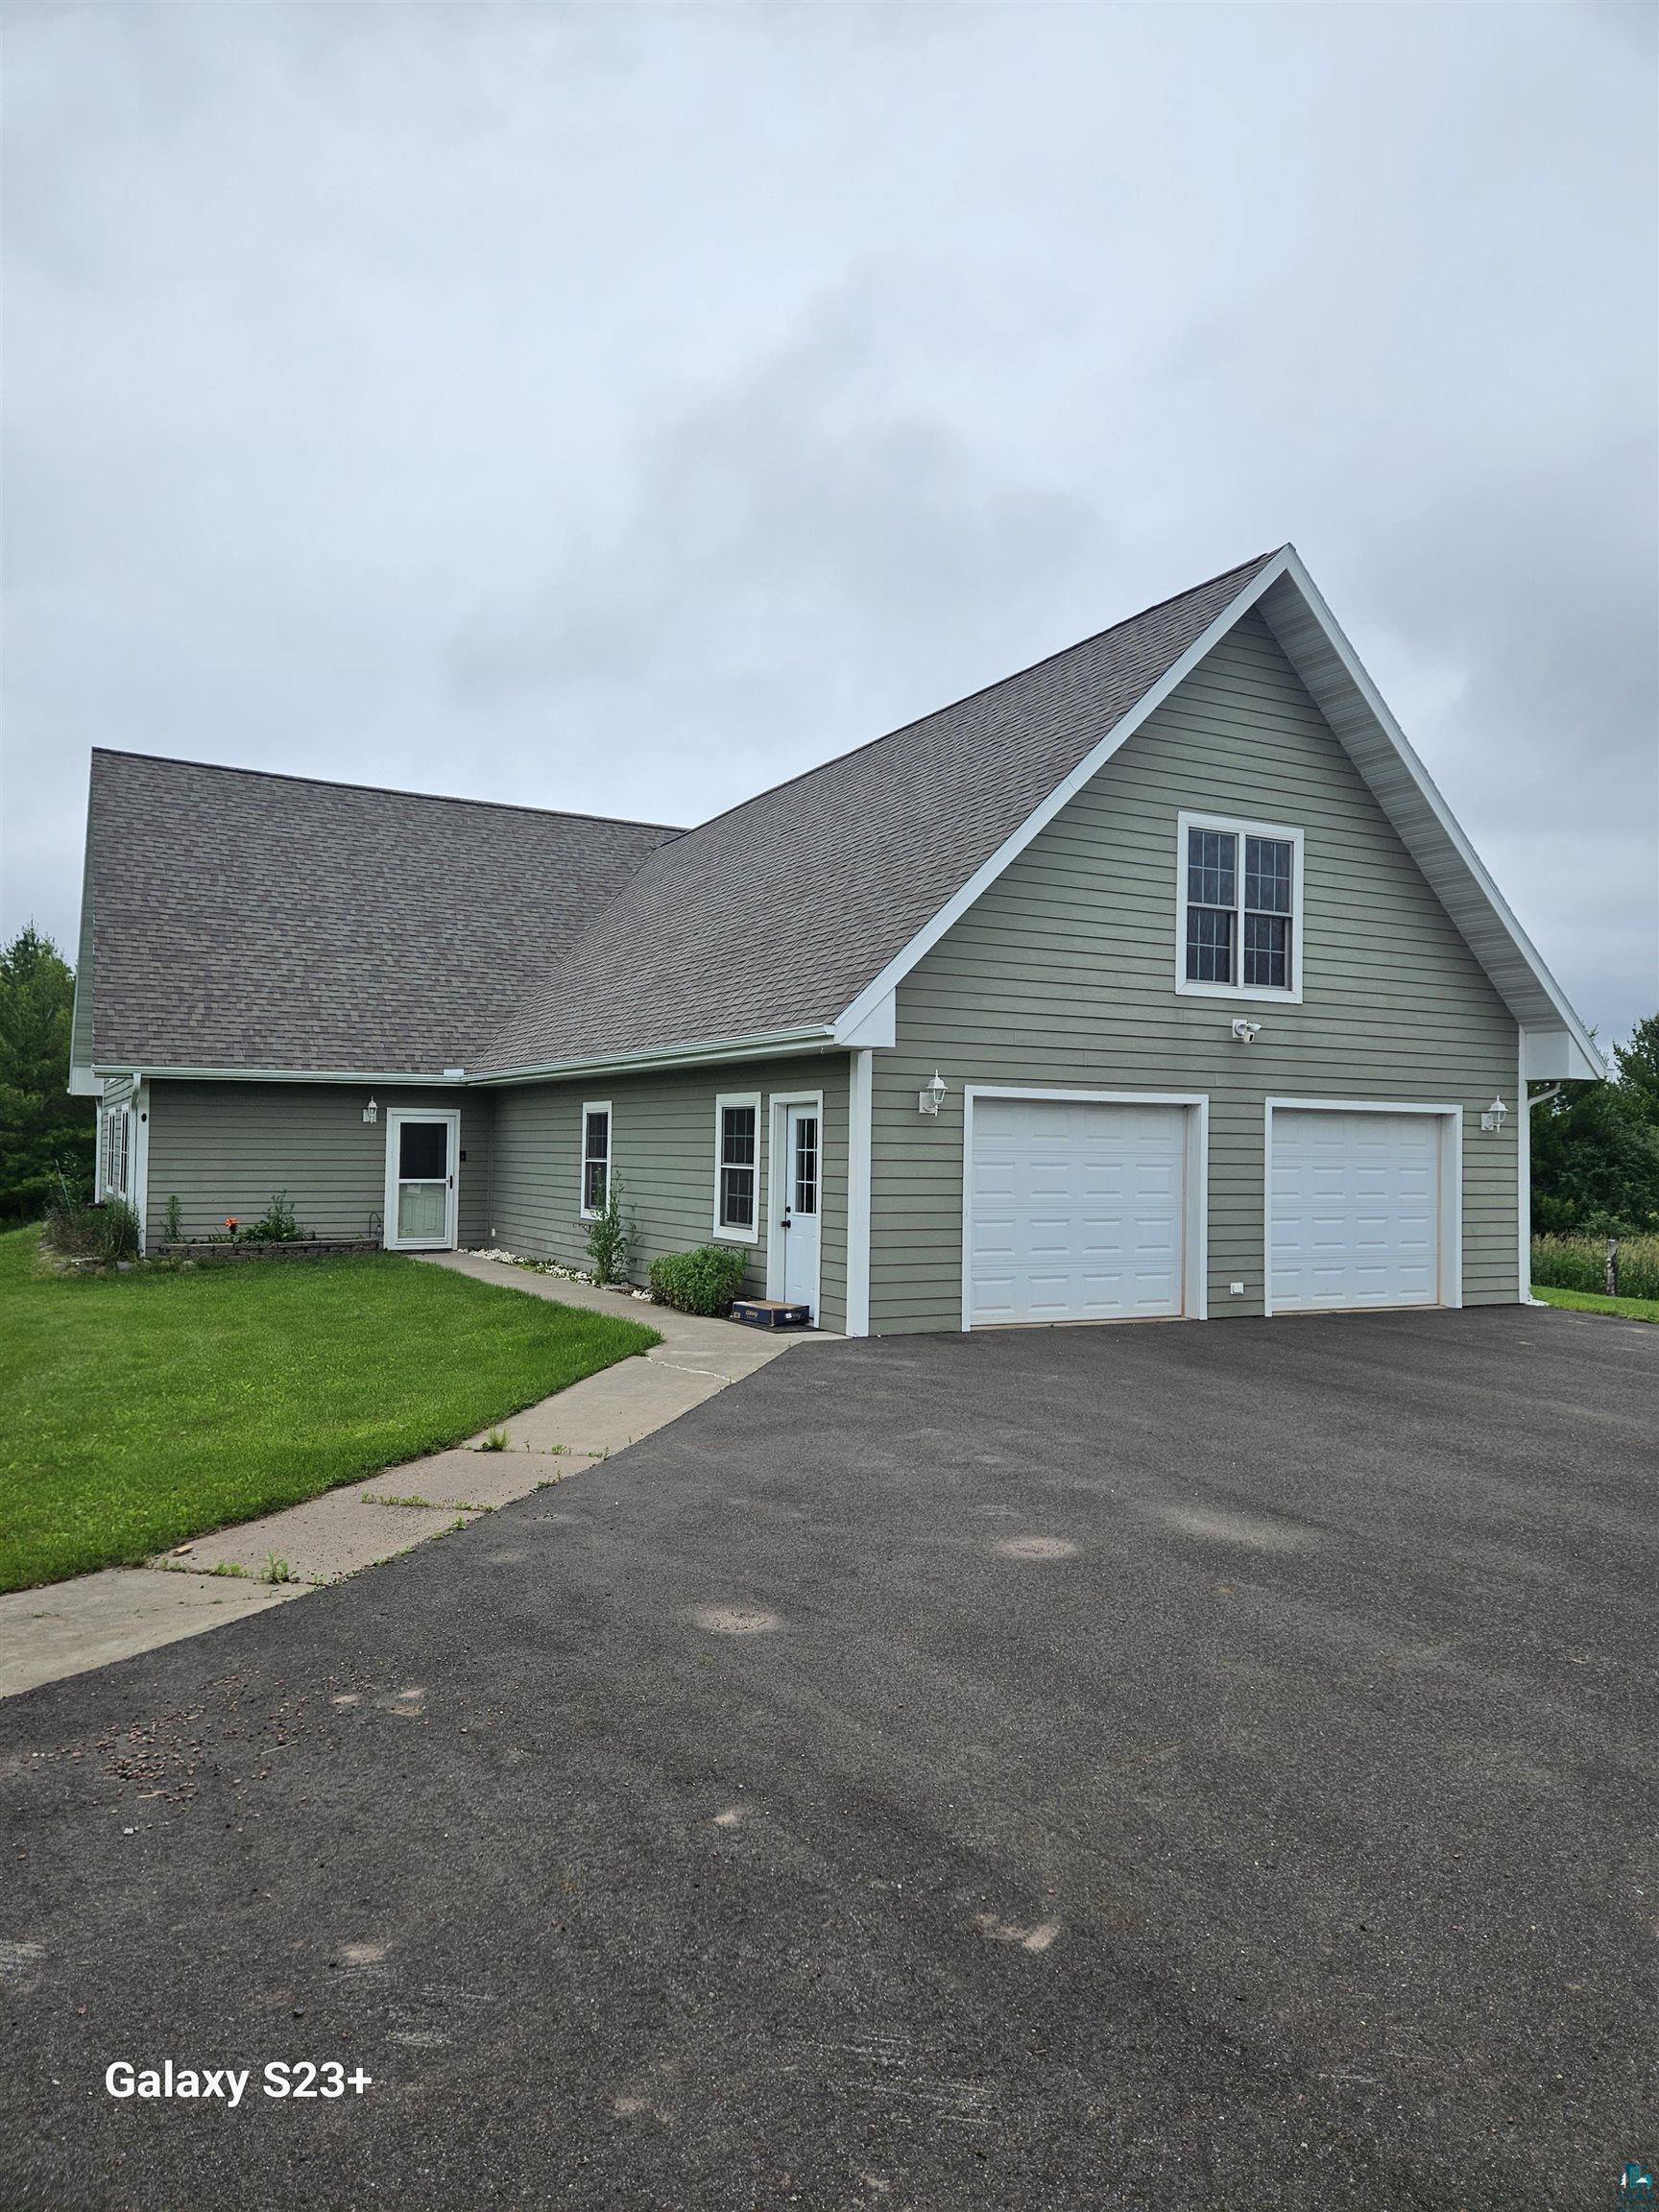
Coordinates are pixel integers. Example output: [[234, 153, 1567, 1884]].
[[0, 926, 94, 1220], [1528, 1017, 1659, 1237], [1612, 1013, 1659, 1125]]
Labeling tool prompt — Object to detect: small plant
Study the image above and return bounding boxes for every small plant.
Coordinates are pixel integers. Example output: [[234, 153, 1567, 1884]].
[[476, 1428, 510, 1453], [247, 1192, 303, 1242], [584, 1171, 635, 1286], [647, 1243, 750, 1316], [162, 1193, 183, 1242], [259, 1551, 296, 1585]]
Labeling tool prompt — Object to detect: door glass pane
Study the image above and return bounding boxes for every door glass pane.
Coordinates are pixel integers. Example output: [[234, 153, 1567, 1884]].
[[793, 1117, 819, 1214], [399, 1121, 447, 1179], [397, 1183, 446, 1239]]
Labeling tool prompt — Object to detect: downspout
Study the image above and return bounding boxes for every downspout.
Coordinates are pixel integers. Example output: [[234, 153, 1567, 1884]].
[[1518, 1061, 1563, 1307]]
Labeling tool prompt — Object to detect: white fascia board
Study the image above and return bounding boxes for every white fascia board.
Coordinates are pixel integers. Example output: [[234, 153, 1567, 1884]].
[[831, 990, 896, 1049], [482, 1025, 838, 1087], [1259, 551, 1605, 1078], [68, 1063, 100, 1096], [829, 551, 1295, 1041]]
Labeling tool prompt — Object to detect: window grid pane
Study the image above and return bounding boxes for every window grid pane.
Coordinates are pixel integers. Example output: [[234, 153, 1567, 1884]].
[[1185, 903, 1234, 983], [793, 1118, 819, 1215], [1187, 828, 1236, 909], [1242, 912, 1289, 989], [719, 1106, 757, 1230], [1244, 836, 1292, 916], [720, 1166, 756, 1230], [582, 1110, 610, 1212]]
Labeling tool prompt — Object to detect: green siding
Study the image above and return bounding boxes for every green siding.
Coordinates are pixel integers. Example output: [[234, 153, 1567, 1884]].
[[490, 1053, 851, 1334], [869, 612, 1521, 1334], [144, 1082, 494, 1251]]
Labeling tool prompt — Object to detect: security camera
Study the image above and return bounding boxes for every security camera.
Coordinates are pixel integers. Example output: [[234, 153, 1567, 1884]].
[[1231, 1019, 1262, 1043]]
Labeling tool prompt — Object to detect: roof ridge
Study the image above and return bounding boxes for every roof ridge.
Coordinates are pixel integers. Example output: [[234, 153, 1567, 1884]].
[[88, 748, 685, 837], [667, 547, 1285, 847]]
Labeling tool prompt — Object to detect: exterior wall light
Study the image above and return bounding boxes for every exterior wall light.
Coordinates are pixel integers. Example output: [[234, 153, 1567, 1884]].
[[1231, 1019, 1262, 1044], [1480, 1095, 1508, 1133], [363, 1095, 378, 1125], [918, 1070, 948, 1117]]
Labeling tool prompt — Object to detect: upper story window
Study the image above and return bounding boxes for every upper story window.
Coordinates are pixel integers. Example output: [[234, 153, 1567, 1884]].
[[580, 1102, 612, 1217], [714, 1094, 759, 1242], [1176, 811, 1304, 1001]]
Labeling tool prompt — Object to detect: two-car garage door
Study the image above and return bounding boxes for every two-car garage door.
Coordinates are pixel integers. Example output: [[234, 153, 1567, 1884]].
[[965, 1093, 1452, 1328]]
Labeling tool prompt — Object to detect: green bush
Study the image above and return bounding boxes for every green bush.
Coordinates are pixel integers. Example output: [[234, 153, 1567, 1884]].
[[246, 1191, 303, 1242], [1532, 1233, 1659, 1302], [647, 1243, 749, 1316]]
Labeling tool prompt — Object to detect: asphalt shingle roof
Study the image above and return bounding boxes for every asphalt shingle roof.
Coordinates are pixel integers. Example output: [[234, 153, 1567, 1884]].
[[83, 757, 679, 1072], [478, 550, 1279, 1070], [83, 552, 1279, 1076]]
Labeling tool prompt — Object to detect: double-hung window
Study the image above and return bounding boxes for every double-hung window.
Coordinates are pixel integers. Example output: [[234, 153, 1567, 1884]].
[[714, 1094, 760, 1241], [580, 1102, 612, 1217], [1177, 811, 1303, 999]]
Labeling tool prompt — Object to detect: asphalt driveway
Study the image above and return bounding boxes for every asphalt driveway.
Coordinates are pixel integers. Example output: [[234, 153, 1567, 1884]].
[[2, 1305, 1653, 2211]]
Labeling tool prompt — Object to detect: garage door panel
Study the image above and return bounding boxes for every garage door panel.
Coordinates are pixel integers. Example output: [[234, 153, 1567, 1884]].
[[1270, 1108, 1445, 1312]]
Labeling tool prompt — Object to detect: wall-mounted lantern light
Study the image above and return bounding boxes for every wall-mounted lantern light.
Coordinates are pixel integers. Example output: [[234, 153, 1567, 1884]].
[[1480, 1095, 1508, 1134], [918, 1070, 948, 1117], [363, 1095, 378, 1125]]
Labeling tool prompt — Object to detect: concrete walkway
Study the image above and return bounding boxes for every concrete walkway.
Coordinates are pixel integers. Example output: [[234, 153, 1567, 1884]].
[[0, 1253, 830, 1699]]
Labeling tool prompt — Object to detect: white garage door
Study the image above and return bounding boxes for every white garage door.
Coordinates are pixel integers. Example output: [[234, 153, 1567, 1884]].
[[968, 1097, 1189, 1327], [1269, 1108, 1442, 1312]]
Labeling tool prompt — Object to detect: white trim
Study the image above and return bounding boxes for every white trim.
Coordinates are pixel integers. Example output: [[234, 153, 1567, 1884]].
[[131, 1081, 151, 1247], [829, 544, 1600, 1079], [1173, 809, 1305, 1003], [578, 1098, 613, 1220], [846, 1048, 873, 1336], [711, 1091, 762, 1245], [764, 1090, 824, 1318], [960, 1085, 1210, 1333], [1262, 1095, 1463, 1317], [383, 1106, 461, 1252], [832, 990, 896, 1050], [95, 1065, 476, 1086], [1518, 1029, 1532, 1304]]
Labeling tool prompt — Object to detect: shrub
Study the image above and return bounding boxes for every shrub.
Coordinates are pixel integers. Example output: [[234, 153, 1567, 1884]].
[[162, 1193, 183, 1242], [42, 1167, 103, 1258], [246, 1192, 303, 1242], [584, 1171, 635, 1286], [1532, 1233, 1659, 1302], [647, 1243, 749, 1316], [97, 1198, 142, 1262]]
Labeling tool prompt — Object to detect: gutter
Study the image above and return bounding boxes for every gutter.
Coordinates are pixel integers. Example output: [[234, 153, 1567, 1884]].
[[92, 1024, 844, 1092]]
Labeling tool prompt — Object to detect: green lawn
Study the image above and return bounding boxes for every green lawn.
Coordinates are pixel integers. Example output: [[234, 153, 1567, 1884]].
[[0, 1227, 659, 1592], [1531, 1284, 1659, 1324]]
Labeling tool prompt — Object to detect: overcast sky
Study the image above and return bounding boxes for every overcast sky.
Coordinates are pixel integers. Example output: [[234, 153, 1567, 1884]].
[[3, 2, 1654, 1044]]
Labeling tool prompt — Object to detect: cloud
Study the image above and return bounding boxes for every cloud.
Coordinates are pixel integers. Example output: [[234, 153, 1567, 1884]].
[[2, 1, 1653, 1039]]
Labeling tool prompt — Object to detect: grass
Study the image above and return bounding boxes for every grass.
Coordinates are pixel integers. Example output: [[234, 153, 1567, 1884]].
[[1530, 1284, 1659, 1325], [0, 1227, 659, 1592], [1531, 1232, 1659, 1303]]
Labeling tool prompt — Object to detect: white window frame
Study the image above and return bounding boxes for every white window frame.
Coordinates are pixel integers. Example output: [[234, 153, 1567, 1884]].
[[579, 1099, 613, 1220], [1262, 1096, 1463, 1317], [960, 1085, 1211, 1332], [764, 1089, 825, 1313], [1175, 809, 1305, 1004], [712, 1091, 762, 1245]]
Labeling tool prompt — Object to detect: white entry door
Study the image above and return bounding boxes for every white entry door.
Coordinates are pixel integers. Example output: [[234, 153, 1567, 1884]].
[[781, 1103, 820, 1312], [968, 1096, 1189, 1327], [1268, 1107, 1444, 1311], [385, 1110, 459, 1251]]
